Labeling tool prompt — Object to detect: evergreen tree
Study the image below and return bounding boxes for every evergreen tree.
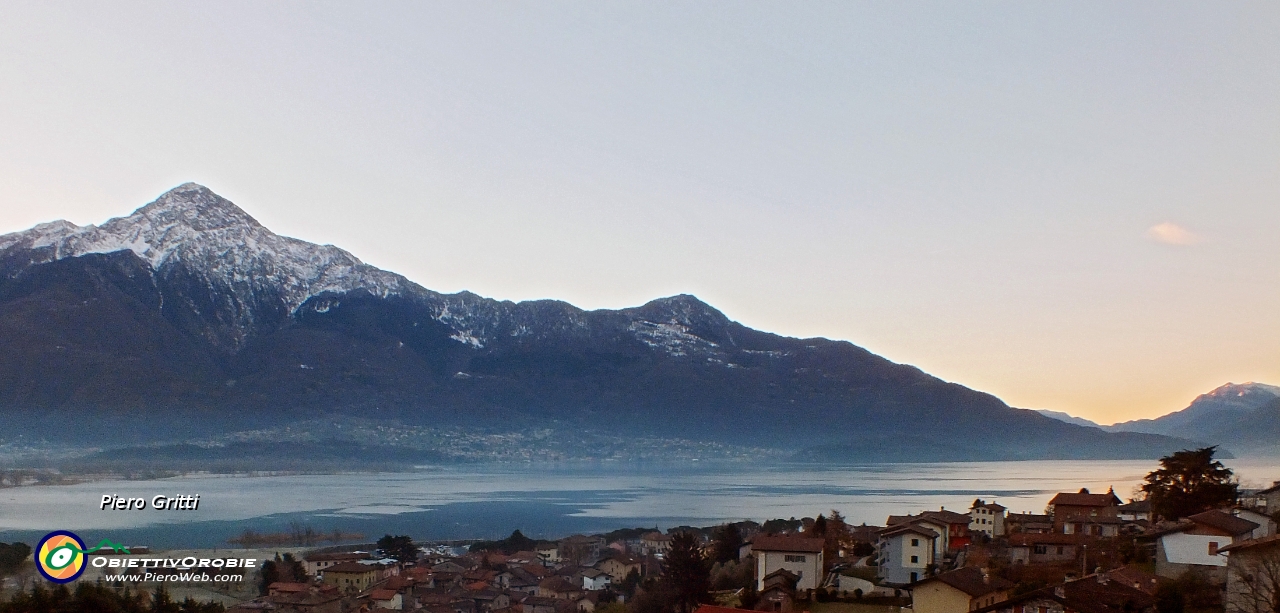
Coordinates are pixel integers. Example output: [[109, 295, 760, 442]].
[[1140, 447, 1238, 520], [0, 542, 30, 576], [377, 534, 419, 564], [661, 532, 710, 613], [711, 524, 743, 564]]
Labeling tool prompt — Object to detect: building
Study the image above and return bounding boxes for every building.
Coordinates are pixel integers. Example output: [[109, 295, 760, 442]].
[[536, 544, 561, 565], [303, 551, 373, 577], [1047, 488, 1123, 536], [1007, 533, 1081, 565], [579, 568, 611, 591], [1152, 509, 1258, 583], [921, 510, 974, 552], [596, 555, 641, 582], [833, 573, 878, 597], [877, 524, 937, 585], [538, 576, 584, 600], [370, 588, 403, 610], [1005, 513, 1053, 535], [1256, 482, 1280, 515], [759, 569, 799, 613], [1118, 500, 1152, 523], [969, 500, 1006, 537], [971, 575, 1155, 613], [560, 535, 605, 565], [1221, 534, 1280, 613], [1103, 566, 1162, 596], [1232, 507, 1277, 540], [909, 567, 1013, 613], [887, 514, 952, 560], [640, 532, 672, 557], [321, 561, 383, 593], [750, 535, 825, 592]]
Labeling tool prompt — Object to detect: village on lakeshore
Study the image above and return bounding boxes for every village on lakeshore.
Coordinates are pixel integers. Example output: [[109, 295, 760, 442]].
[[4, 449, 1280, 613]]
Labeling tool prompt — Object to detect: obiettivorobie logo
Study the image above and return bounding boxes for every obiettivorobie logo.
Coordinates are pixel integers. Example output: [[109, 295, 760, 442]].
[[33, 529, 259, 588], [34, 530, 258, 584], [34, 531, 130, 584]]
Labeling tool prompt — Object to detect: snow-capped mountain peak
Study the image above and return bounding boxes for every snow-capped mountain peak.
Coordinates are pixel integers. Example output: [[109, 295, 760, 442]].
[[0, 183, 409, 349], [133, 182, 265, 232]]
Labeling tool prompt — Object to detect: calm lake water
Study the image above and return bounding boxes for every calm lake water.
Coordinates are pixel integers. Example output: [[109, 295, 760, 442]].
[[3, 458, 1278, 548]]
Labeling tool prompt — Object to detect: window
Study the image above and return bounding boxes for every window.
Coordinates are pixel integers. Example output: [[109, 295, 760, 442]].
[[910, 555, 918, 563], [1033, 545, 1047, 555], [783, 555, 806, 563], [910, 572, 918, 582], [1208, 542, 1220, 555], [1057, 546, 1065, 555], [911, 539, 919, 547]]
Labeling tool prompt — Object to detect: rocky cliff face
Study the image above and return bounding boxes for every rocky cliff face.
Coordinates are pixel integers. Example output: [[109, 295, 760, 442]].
[[0, 184, 1190, 460]]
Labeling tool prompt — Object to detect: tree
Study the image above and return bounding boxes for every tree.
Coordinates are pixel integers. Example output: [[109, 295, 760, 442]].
[[0, 542, 31, 576], [258, 559, 281, 596], [711, 524, 743, 564], [470, 529, 537, 555], [1140, 447, 1238, 520], [258, 552, 307, 595], [1226, 542, 1280, 613], [377, 534, 419, 564], [823, 510, 852, 571], [661, 532, 711, 613], [812, 515, 828, 538], [619, 568, 644, 598]]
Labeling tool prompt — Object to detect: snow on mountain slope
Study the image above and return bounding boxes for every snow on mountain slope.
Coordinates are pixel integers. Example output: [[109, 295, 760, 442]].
[[1106, 382, 1280, 437], [0, 183, 408, 315], [0, 183, 732, 357]]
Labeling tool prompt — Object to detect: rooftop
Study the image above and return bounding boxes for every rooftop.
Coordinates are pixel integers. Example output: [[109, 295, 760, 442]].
[[914, 567, 1013, 597], [1048, 488, 1123, 508], [749, 535, 825, 553]]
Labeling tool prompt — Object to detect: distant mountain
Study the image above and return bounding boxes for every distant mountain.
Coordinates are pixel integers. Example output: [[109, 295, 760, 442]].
[[1035, 410, 1102, 429], [0, 184, 1195, 462], [1107, 383, 1280, 444]]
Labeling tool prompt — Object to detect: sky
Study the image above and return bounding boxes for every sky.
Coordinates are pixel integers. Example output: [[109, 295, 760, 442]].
[[0, 2, 1276, 425]]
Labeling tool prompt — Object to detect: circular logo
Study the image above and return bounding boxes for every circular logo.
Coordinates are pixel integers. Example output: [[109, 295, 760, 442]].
[[35, 531, 87, 584]]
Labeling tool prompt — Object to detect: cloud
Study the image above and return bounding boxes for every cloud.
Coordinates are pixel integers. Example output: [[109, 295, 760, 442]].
[[1146, 222, 1201, 246]]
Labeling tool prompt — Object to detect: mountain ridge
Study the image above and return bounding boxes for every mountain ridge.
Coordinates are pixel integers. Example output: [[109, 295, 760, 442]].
[[0, 184, 1194, 462], [1103, 382, 1280, 453]]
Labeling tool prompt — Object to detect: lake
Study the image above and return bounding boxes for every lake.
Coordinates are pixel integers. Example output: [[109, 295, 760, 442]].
[[2, 458, 1277, 548]]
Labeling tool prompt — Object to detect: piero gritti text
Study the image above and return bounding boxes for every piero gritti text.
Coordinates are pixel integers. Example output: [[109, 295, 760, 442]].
[[100, 494, 200, 511]]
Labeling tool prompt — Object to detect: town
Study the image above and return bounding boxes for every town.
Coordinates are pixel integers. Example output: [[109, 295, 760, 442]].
[[4, 448, 1279, 613]]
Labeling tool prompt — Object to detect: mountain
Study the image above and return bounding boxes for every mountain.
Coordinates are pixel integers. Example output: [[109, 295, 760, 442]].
[[1107, 383, 1280, 454], [0, 184, 1194, 462], [1034, 410, 1102, 429]]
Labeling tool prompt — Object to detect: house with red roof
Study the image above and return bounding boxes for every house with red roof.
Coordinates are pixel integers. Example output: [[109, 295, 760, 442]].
[[909, 567, 1013, 612], [1047, 488, 1123, 536], [369, 587, 402, 609], [749, 535, 825, 592]]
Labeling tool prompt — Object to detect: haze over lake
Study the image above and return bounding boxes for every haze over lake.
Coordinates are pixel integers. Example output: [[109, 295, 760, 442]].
[[5, 458, 1279, 549]]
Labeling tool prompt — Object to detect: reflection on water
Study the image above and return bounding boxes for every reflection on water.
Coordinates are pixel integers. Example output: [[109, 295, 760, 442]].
[[2, 458, 1277, 548]]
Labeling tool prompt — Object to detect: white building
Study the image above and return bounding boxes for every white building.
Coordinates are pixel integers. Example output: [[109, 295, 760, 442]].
[[969, 500, 1006, 537], [750, 535, 825, 592], [580, 568, 611, 591], [1154, 510, 1258, 583], [877, 524, 937, 585]]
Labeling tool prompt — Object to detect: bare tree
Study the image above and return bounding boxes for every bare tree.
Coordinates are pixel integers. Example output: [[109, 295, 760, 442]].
[[1226, 542, 1280, 613]]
